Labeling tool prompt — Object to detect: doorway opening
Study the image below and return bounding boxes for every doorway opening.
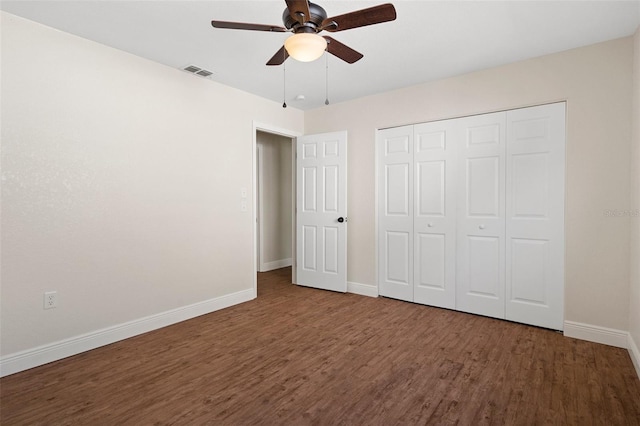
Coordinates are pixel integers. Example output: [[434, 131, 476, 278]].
[[253, 123, 300, 297], [256, 131, 294, 272]]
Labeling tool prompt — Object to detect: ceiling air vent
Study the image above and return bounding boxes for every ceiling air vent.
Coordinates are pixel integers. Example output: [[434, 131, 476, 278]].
[[182, 65, 214, 79], [195, 69, 213, 77]]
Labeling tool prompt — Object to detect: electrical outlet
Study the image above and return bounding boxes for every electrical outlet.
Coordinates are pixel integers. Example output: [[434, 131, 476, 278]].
[[44, 291, 57, 309]]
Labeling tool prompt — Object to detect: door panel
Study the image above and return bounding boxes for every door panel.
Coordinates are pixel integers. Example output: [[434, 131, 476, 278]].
[[413, 120, 456, 308], [323, 166, 339, 212], [416, 233, 446, 289], [417, 161, 445, 216], [302, 167, 317, 211], [511, 153, 549, 218], [378, 126, 413, 301], [506, 103, 565, 330], [457, 112, 506, 319], [386, 231, 411, 284], [510, 238, 549, 305], [302, 226, 317, 270], [467, 236, 501, 298], [467, 156, 500, 217], [296, 131, 347, 292], [323, 226, 339, 273], [386, 164, 411, 215]]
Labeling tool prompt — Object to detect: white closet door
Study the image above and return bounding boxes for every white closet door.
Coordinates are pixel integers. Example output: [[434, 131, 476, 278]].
[[456, 112, 506, 319], [413, 120, 457, 309], [378, 126, 414, 302], [505, 103, 565, 330]]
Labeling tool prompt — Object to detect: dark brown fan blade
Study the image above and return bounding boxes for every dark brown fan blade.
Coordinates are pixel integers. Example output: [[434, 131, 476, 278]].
[[266, 45, 290, 66], [321, 3, 396, 32], [285, 0, 311, 24], [211, 20, 287, 32], [323, 36, 363, 64]]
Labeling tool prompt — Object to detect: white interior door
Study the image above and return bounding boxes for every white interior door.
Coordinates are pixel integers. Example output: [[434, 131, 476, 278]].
[[413, 120, 457, 309], [296, 131, 347, 292], [456, 112, 506, 319], [505, 103, 565, 330], [377, 126, 414, 301]]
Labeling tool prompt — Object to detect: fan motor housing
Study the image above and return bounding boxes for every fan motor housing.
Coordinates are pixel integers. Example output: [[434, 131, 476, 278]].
[[282, 2, 327, 31]]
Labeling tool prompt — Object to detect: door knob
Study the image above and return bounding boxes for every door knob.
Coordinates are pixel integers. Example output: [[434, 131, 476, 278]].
[[337, 217, 345, 223], [427, 223, 434, 228], [479, 225, 486, 230]]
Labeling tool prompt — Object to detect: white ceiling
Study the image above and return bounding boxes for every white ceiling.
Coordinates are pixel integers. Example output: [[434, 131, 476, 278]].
[[2, 1, 639, 110]]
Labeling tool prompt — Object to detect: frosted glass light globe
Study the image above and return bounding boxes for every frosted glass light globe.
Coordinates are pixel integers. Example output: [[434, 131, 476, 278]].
[[284, 33, 327, 62]]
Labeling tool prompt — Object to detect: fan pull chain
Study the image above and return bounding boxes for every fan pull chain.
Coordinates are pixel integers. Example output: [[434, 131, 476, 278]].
[[325, 49, 330, 106], [282, 52, 287, 108]]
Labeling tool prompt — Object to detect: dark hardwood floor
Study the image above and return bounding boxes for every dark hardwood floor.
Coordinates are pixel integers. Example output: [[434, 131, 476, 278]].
[[2, 267, 639, 425]]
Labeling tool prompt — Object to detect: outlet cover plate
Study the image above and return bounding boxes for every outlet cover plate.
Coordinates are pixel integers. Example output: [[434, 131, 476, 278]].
[[44, 291, 57, 309]]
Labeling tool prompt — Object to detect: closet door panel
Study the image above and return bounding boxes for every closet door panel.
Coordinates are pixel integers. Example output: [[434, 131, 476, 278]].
[[456, 112, 506, 319], [506, 103, 565, 330], [416, 233, 446, 289], [417, 160, 445, 216], [378, 126, 414, 301], [413, 120, 456, 309], [467, 235, 501, 297], [467, 156, 501, 217]]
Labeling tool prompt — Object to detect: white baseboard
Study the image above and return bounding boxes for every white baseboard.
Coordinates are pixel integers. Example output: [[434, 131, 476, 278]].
[[347, 281, 378, 298], [563, 321, 628, 348], [0, 288, 255, 378], [259, 258, 292, 272], [628, 333, 640, 379]]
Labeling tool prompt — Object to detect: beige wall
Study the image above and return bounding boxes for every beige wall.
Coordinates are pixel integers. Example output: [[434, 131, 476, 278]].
[[629, 26, 640, 359], [1, 9, 638, 366], [0, 13, 303, 355], [305, 37, 634, 331], [257, 131, 292, 267]]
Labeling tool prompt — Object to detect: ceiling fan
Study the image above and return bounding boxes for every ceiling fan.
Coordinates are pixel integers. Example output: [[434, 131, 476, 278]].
[[211, 0, 397, 66]]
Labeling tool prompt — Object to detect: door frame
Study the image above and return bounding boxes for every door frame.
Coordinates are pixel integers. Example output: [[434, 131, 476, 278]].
[[256, 143, 263, 271], [252, 121, 302, 296]]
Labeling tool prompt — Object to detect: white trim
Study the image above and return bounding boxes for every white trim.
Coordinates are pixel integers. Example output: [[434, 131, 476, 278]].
[[291, 139, 297, 284], [347, 281, 379, 298], [253, 122, 302, 139], [260, 258, 293, 272], [252, 127, 258, 297], [563, 321, 628, 348], [374, 128, 380, 298], [628, 333, 640, 379], [256, 143, 265, 272], [0, 288, 254, 378]]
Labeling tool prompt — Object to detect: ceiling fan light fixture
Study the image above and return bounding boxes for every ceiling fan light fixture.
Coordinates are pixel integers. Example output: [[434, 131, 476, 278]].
[[284, 33, 327, 62]]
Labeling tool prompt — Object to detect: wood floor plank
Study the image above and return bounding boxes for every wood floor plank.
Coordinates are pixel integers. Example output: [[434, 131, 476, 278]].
[[1, 267, 639, 425]]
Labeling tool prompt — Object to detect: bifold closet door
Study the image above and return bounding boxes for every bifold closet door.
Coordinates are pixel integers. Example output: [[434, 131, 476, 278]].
[[456, 112, 506, 320], [413, 120, 457, 309], [377, 102, 565, 330], [378, 126, 414, 302], [505, 103, 565, 330]]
